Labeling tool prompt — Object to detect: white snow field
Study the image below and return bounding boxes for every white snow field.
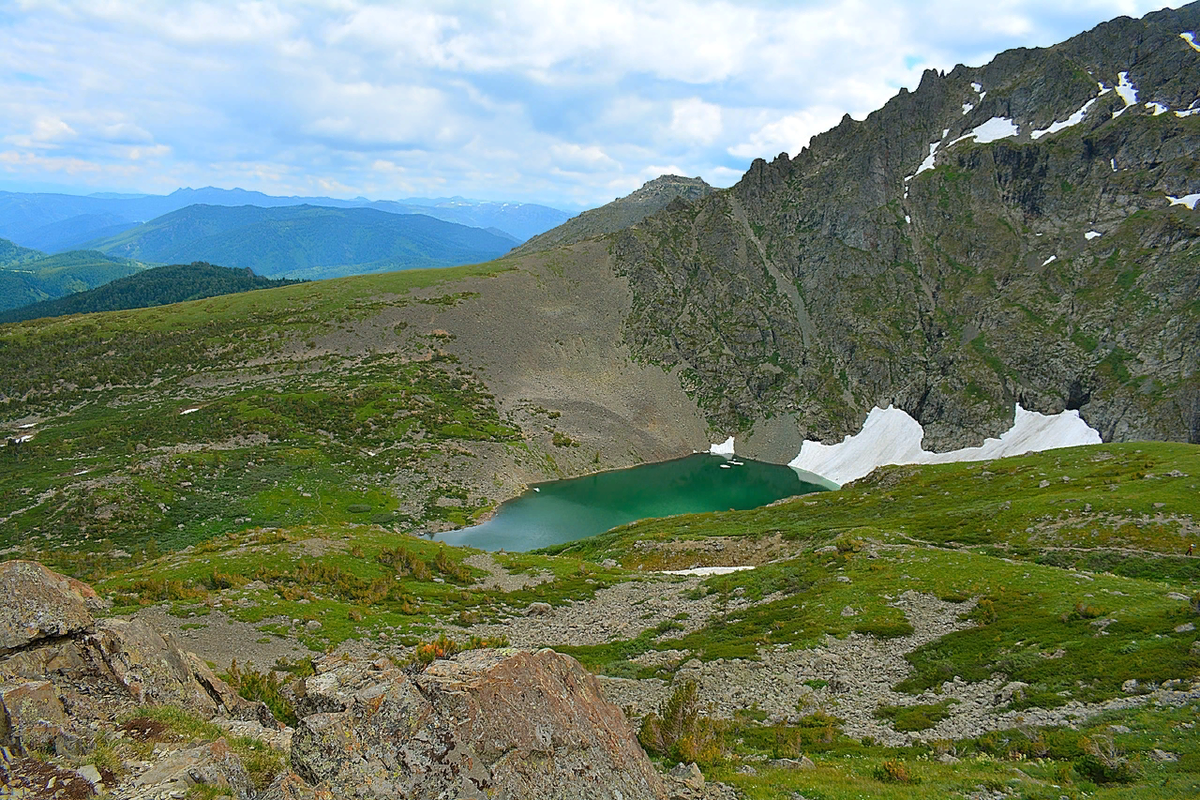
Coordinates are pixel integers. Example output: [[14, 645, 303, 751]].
[[709, 436, 736, 456], [1031, 97, 1098, 140], [1167, 193, 1200, 210], [1113, 71, 1138, 116], [789, 404, 1102, 487]]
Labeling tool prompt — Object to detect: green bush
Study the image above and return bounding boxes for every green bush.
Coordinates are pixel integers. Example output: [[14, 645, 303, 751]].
[[873, 758, 918, 784], [638, 680, 728, 766], [223, 659, 297, 726]]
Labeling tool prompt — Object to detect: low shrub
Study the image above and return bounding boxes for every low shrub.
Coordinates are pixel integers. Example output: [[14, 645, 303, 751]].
[[638, 680, 729, 767], [873, 758, 918, 784], [223, 659, 297, 727]]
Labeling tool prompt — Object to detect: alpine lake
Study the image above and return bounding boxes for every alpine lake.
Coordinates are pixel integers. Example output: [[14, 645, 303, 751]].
[[435, 453, 835, 552]]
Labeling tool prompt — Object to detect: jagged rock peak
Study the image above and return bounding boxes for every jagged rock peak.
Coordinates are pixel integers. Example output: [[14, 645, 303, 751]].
[[611, 0, 1200, 451]]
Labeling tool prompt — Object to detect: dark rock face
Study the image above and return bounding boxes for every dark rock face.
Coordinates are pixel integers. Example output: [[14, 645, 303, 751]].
[[610, 4, 1200, 450], [516, 175, 714, 256], [286, 648, 667, 800]]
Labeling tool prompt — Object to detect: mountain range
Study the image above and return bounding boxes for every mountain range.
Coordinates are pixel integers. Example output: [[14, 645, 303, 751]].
[[0, 186, 571, 253], [81, 204, 521, 280]]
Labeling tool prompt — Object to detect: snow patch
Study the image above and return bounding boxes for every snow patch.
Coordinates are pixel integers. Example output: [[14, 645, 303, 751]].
[[1176, 104, 1200, 118], [1181, 32, 1200, 52], [181, 407, 200, 415], [709, 436, 736, 456], [949, 117, 1019, 148], [1085, 230, 1102, 240], [1031, 97, 1097, 140], [1112, 72, 1138, 116], [1097, 82, 1112, 96], [1167, 193, 1200, 210], [915, 142, 939, 175], [905, 215, 911, 224], [1042, 255, 1057, 266], [1110, 158, 1118, 171], [788, 404, 1102, 487], [17, 423, 36, 429], [659, 566, 755, 576], [1146, 102, 1168, 115], [962, 101, 975, 115]]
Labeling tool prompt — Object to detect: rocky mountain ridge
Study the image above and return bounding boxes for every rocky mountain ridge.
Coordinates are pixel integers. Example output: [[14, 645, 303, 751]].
[[515, 175, 714, 256], [611, 3, 1200, 451]]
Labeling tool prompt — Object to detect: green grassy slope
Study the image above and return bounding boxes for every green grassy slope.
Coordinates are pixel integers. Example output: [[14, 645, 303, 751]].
[[0, 260, 518, 564], [0, 262, 304, 323]]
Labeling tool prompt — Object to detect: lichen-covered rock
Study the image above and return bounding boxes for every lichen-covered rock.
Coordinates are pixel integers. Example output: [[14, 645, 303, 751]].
[[0, 679, 67, 751], [290, 648, 667, 799], [132, 738, 254, 799], [0, 560, 100, 654], [82, 618, 265, 721]]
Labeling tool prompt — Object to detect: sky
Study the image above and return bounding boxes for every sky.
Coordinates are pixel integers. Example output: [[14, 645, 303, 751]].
[[0, 0, 1188, 210]]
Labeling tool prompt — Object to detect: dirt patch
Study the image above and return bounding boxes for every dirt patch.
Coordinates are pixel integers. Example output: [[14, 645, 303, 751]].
[[464, 552, 555, 592], [0, 757, 99, 800], [128, 607, 319, 672], [117, 717, 173, 742]]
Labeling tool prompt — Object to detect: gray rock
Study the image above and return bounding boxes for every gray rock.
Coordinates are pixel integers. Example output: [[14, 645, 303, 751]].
[[668, 761, 705, 789], [290, 647, 667, 799], [0, 561, 99, 655]]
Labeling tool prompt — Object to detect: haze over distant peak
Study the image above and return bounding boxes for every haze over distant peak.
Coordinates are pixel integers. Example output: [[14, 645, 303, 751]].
[[0, 188, 572, 254]]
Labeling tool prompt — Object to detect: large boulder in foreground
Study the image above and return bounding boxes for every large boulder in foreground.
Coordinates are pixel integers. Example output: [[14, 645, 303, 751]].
[[288, 647, 666, 800], [0, 560, 102, 654]]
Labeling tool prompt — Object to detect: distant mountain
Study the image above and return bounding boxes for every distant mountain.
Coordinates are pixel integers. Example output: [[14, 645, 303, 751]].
[[83, 204, 520, 279], [0, 237, 42, 267], [0, 247, 146, 312], [0, 262, 302, 324], [513, 175, 713, 256], [0, 187, 571, 252]]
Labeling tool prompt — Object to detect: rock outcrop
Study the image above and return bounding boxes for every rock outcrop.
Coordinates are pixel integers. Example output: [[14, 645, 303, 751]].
[[0, 560, 104, 654], [515, 175, 714, 256], [0, 559, 265, 758], [609, 4, 1200, 451], [0, 561, 672, 800], [282, 647, 667, 800]]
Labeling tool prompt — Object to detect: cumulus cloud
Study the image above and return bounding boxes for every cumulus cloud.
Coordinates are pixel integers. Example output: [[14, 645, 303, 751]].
[[0, 0, 1186, 208]]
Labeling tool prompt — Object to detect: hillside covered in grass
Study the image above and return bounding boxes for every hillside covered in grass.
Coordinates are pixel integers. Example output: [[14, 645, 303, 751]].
[[0, 262, 304, 323], [31, 440, 1195, 800]]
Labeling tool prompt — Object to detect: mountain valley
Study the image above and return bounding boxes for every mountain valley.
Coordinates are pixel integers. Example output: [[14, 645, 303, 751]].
[[1, 4, 1199, 799]]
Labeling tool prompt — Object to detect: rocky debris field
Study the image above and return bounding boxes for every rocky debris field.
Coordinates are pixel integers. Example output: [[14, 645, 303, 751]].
[[0, 559, 742, 800]]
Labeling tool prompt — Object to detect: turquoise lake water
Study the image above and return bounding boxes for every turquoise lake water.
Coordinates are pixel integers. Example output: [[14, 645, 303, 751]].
[[434, 453, 833, 552]]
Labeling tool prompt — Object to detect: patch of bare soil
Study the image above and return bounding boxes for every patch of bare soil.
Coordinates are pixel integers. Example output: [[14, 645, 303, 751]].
[[128, 607, 318, 672], [464, 552, 555, 592]]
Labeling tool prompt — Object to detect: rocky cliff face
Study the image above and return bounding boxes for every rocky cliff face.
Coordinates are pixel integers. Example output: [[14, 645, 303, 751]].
[[611, 4, 1200, 450], [516, 175, 714, 256]]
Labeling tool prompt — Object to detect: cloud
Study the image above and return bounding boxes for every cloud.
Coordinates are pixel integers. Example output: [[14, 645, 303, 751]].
[[0, 0, 1188, 207]]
